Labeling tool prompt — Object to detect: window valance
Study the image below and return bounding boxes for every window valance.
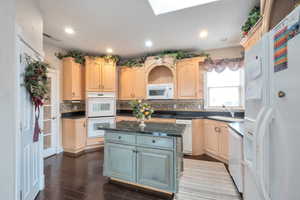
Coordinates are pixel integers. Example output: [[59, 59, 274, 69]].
[[203, 57, 244, 73]]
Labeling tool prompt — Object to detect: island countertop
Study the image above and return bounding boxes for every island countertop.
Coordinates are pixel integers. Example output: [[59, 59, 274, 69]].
[[99, 120, 186, 137]]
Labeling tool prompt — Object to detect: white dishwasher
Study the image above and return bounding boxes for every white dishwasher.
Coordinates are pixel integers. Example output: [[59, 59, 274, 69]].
[[229, 128, 244, 193], [176, 120, 192, 155]]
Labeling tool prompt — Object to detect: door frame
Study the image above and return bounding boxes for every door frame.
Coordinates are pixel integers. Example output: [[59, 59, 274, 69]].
[[43, 68, 61, 158]]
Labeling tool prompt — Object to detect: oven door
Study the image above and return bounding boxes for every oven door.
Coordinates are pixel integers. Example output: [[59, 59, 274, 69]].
[[87, 97, 116, 117], [88, 117, 116, 138]]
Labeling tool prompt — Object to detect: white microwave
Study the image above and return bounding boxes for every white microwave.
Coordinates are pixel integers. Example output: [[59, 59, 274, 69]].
[[147, 84, 174, 99]]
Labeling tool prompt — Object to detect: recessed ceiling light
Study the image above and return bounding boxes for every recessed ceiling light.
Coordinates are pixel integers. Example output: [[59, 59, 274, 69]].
[[65, 27, 75, 35], [145, 40, 153, 47], [148, 0, 220, 15], [106, 48, 113, 53], [199, 30, 208, 39]]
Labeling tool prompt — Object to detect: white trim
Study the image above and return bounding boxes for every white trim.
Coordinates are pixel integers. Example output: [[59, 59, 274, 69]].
[[204, 68, 245, 110]]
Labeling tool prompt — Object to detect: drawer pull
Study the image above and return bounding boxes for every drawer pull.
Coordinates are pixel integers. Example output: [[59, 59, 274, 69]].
[[152, 140, 156, 143], [118, 136, 122, 140]]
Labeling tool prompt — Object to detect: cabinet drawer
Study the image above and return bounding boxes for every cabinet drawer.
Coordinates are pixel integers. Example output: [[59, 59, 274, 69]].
[[137, 136, 173, 149], [105, 132, 136, 144]]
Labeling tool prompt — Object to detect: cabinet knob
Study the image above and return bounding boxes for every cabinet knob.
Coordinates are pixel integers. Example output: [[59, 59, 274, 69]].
[[152, 140, 156, 143], [278, 91, 286, 98], [214, 127, 221, 133], [72, 92, 75, 96], [118, 136, 122, 140]]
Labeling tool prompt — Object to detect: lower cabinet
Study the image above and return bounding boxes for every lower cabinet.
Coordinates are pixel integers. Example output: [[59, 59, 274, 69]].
[[104, 143, 136, 182], [104, 133, 178, 193], [136, 148, 174, 191]]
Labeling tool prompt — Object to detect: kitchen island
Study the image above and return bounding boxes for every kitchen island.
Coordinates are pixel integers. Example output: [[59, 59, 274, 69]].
[[101, 120, 185, 194]]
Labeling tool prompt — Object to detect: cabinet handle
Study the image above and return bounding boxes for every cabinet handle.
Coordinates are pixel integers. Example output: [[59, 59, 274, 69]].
[[72, 92, 75, 96], [83, 122, 86, 128], [132, 149, 137, 153]]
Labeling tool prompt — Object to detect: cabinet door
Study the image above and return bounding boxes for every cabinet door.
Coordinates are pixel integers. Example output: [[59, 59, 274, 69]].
[[101, 61, 116, 92], [86, 59, 101, 92], [218, 126, 229, 160], [204, 121, 219, 155], [176, 59, 202, 99], [132, 67, 146, 99], [104, 143, 136, 182], [72, 62, 83, 99], [119, 67, 134, 100], [136, 148, 174, 192], [74, 119, 86, 150]]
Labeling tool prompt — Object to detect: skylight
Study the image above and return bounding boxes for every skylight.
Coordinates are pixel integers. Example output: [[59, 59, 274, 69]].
[[148, 0, 220, 15]]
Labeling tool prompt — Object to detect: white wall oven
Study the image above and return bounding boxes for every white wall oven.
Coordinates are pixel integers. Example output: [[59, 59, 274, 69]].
[[88, 117, 116, 138], [87, 92, 116, 117]]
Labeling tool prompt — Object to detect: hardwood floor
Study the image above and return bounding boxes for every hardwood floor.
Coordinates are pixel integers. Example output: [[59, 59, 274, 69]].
[[36, 149, 172, 200]]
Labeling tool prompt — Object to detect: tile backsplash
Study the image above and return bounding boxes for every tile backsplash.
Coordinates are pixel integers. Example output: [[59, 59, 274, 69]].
[[60, 101, 85, 113], [117, 99, 204, 112]]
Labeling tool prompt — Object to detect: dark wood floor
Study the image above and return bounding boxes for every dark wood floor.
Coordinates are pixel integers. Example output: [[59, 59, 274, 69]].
[[36, 150, 224, 200]]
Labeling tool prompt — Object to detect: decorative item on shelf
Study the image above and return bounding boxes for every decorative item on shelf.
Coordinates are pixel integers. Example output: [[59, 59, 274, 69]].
[[130, 100, 154, 128], [241, 6, 261, 37], [23, 56, 50, 142], [294, 0, 300, 7], [203, 57, 244, 73]]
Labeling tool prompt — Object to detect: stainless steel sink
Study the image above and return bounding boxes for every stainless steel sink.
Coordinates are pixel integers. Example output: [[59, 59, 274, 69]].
[[208, 116, 244, 123]]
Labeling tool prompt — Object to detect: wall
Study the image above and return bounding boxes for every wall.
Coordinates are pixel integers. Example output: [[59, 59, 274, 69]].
[[204, 46, 244, 59], [0, 1, 18, 199], [16, 0, 43, 55]]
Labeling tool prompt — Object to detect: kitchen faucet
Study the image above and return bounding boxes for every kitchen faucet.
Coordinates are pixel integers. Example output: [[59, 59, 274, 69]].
[[222, 105, 235, 118]]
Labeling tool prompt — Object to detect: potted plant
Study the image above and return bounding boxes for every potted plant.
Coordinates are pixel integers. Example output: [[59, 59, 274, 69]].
[[241, 6, 261, 37], [130, 100, 154, 128]]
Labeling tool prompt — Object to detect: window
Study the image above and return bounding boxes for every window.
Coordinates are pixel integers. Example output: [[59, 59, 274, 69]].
[[205, 68, 244, 108]]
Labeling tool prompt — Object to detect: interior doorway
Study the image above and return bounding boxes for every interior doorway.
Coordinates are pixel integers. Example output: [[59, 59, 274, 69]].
[[43, 69, 59, 158]]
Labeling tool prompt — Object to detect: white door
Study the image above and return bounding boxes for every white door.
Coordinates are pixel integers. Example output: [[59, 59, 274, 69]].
[[43, 70, 59, 158], [19, 38, 43, 200]]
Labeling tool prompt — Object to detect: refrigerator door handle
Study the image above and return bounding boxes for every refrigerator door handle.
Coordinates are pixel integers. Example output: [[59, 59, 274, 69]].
[[254, 107, 267, 137], [256, 108, 274, 200]]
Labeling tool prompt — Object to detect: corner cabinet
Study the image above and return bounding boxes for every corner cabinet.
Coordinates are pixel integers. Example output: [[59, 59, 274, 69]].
[[204, 120, 229, 161], [176, 57, 205, 99], [63, 57, 84, 100], [118, 67, 146, 100], [85, 57, 116, 92]]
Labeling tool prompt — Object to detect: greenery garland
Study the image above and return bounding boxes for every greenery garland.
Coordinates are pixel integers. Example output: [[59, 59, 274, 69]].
[[55, 50, 120, 65], [24, 56, 50, 142], [242, 6, 261, 37], [118, 50, 210, 67]]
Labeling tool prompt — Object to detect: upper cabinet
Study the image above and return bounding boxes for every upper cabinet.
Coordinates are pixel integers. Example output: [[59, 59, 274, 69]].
[[85, 57, 116, 92], [119, 67, 146, 100], [176, 57, 204, 99], [63, 57, 84, 100]]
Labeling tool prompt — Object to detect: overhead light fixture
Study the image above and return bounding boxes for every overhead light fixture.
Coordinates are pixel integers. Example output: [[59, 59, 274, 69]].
[[106, 48, 113, 53], [199, 30, 208, 39], [65, 27, 75, 35], [145, 40, 153, 47], [148, 0, 220, 15]]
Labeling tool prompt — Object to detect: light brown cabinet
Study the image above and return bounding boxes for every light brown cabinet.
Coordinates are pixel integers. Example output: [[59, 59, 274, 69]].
[[85, 57, 116, 92], [204, 120, 229, 161], [176, 57, 204, 99], [63, 57, 84, 100], [62, 118, 87, 154], [118, 67, 146, 100]]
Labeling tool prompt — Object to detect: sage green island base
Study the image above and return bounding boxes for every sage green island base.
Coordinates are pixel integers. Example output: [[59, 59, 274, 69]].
[[102, 121, 185, 194]]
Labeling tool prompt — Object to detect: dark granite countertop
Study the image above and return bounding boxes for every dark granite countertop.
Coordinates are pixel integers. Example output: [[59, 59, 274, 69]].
[[228, 122, 245, 137], [117, 110, 244, 123], [61, 111, 85, 119], [100, 121, 186, 137]]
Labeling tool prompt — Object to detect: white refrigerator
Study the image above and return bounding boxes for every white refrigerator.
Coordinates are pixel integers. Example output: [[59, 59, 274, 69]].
[[244, 6, 300, 200]]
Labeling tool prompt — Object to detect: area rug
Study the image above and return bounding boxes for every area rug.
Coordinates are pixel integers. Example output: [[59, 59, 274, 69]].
[[174, 159, 242, 200]]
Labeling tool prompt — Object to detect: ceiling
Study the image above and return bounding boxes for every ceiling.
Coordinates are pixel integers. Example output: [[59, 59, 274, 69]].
[[38, 0, 258, 57]]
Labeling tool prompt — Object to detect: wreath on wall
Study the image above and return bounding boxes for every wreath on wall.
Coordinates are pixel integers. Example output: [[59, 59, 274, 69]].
[[24, 56, 50, 142]]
